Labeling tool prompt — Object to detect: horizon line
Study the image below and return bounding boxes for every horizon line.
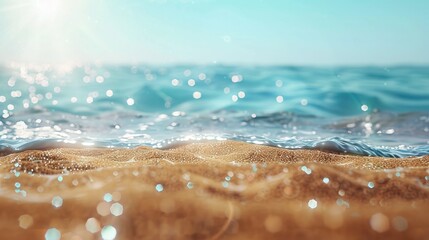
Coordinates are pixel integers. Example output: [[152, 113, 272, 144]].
[[1, 61, 429, 68]]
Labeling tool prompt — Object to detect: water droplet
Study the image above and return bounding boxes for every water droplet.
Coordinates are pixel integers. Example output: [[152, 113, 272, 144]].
[[231, 75, 242, 83], [103, 193, 113, 202], [300, 166, 312, 175], [171, 79, 179, 86], [106, 90, 113, 97], [192, 91, 201, 99], [155, 184, 164, 192], [361, 104, 369, 112], [86, 218, 101, 233], [368, 182, 375, 189], [238, 91, 245, 98], [101, 225, 117, 240], [198, 73, 206, 80], [51, 196, 63, 208], [322, 177, 330, 184], [96, 76, 104, 83], [187, 79, 195, 87], [308, 199, 318, 209], [301, 99, 308, 106], [45, 228, 61, 240], [126, 98, 134, 106], [110, 203, 123, 216], [276, 96, 283, 103], [386, 129, 395, 134]]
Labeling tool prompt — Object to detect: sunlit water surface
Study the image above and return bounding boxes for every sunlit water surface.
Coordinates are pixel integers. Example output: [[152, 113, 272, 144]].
[[1, 64, 428, 157]]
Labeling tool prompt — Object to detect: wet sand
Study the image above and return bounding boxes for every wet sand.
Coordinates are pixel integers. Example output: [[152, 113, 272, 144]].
[[1, 140, 429, 239]]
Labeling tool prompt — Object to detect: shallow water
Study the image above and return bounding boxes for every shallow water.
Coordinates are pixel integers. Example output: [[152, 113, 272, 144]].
[[1, 64, 428, 157]]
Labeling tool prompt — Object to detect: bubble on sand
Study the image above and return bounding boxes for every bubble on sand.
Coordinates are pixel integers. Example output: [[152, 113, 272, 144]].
[[51, 196, 63, 208], [103, 193, 113, 202], [101, 225, 117, 240], [308, 199, 318, 209], [45, 228, 61, 240], [155, 184, 164, 192], [86, 218, 101, 233], [97, 202, 111, 216], [110, 203, 124, 216]]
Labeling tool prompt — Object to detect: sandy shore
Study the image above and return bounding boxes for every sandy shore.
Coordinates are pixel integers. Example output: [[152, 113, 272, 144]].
[[1, 140, 429, 239]]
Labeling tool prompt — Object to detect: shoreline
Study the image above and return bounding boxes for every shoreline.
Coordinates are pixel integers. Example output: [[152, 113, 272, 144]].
[[1, 140, 429, 239]]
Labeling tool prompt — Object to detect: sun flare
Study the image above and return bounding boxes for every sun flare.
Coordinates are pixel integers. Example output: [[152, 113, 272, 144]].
[[0, 0, 94, 63], [35, 0, 60, 20]]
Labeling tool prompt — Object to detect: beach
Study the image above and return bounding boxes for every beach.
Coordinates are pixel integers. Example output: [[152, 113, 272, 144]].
[[1, 140, 428, 239], [1, 0, 428, 239]]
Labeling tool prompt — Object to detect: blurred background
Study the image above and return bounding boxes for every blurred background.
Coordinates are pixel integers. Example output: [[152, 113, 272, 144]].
[[0, 0, 428, 157], [1, 0, 428, 65]]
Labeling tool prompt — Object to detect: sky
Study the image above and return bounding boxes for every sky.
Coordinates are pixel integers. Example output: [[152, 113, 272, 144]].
[[0, 0, 428, 65]]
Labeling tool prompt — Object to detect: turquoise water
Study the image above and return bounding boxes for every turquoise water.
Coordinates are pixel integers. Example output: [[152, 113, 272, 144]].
[[1, 64, 428, 157]]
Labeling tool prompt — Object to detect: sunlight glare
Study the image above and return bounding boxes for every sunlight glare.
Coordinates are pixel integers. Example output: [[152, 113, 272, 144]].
[[35, 0, 60, 20]]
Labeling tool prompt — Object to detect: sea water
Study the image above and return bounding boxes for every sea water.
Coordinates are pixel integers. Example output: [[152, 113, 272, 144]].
[[1, 64, 428, 157]]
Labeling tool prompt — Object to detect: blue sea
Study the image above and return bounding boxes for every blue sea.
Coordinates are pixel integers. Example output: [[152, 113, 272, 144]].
[[1, 64, 428, 157]]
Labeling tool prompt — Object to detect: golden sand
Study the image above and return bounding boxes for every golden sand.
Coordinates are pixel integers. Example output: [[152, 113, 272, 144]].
[[1, 140, 429, 239]]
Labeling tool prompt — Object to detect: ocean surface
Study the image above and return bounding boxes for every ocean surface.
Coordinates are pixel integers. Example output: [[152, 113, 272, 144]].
[[1, 64, 428, 157]]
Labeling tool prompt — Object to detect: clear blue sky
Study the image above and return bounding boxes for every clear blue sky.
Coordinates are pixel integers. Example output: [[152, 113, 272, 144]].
[[0, 0, 428, 65]]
